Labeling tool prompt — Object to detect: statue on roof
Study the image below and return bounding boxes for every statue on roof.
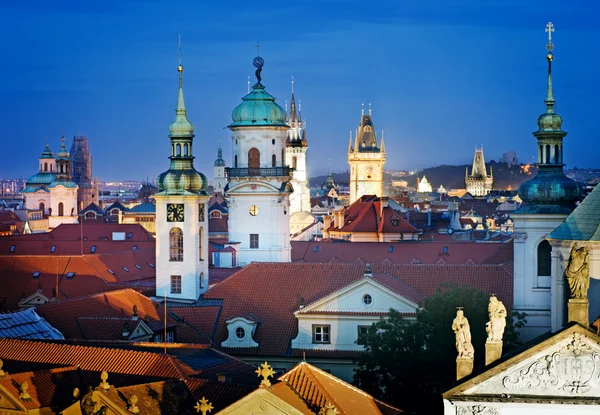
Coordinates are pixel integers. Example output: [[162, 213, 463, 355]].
[[486, 295, 507, 342], [566, 243, 590, 299], [452, 309, 474, 359]]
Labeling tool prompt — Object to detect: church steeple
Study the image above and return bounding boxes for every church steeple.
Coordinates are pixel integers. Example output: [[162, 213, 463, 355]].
[[286, 77, 307, 148], [516, 22, 580, 213]]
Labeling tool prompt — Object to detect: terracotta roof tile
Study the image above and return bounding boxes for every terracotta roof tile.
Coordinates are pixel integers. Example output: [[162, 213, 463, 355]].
[[186, 379, 254, 412], [203, 262, 512, 357], [76, 316, 148, 341]]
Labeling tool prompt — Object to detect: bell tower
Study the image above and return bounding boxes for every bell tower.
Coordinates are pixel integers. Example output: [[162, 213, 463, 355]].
[[155, 46, 210, 302]]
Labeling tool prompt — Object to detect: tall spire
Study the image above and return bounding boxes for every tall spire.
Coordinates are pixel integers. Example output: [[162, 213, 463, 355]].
[[289, 76, 297, 121], [544, 22, 555, 111], [169, 37, 194, 138], [380, 130, 385, 152], [348, 131, 353, 153]]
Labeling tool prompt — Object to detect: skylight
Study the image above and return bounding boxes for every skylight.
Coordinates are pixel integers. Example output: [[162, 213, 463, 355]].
[[91, 245, 97, 253], [135, 265, 142, 270], [32, 271, 40, 278], [65, 272, 75, 279], [50, 245, 56, 253], [107, 269, 115, 275], [10, 245, 15, 253], [122, 267, 129, 272], [148, 263, 154, 268], [132, 245, 137, 251]]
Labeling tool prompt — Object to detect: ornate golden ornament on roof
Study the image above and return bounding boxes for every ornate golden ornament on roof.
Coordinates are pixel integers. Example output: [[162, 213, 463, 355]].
[[195, 397, 214, 414], [255, 361, 275, 388], [128, 394, 139, 414], [99, 370, 110, 391], [19, 381, 31, 400], [0, 359, 4, 377]]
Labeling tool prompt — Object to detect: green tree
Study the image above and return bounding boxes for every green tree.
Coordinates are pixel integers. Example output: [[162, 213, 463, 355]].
[[354, 284, 525, 415]]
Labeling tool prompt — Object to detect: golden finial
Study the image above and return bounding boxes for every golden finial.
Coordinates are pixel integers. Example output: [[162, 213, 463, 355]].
[[99, 370, 110, 390], [0, 358, 4, 377], [19, 381, 31, 400], [73, 387, 80, 398], [255, 361, 275, 388], [128, 394, 139, 414], [319, 403, 339, 415], [194, 397, 214, 414]]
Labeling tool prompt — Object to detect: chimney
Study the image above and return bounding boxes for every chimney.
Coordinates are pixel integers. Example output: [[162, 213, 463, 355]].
[[323, 214, 332, 235], [217, 373, 232, 383], [132, 304, 139, 321]]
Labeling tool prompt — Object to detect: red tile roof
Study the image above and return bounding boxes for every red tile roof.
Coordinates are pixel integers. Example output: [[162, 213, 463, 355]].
[[292, 240, 513, 265], [36, 288, 210, 344], [0, 338, 196, 380], [201, 262, 513, 357], [76, 316, 148, 341], [278, 361, 402, 414]]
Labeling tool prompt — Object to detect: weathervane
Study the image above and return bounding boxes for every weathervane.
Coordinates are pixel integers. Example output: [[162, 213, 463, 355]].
[[545, 22, 554, 52], [253, 41, 264, 85]]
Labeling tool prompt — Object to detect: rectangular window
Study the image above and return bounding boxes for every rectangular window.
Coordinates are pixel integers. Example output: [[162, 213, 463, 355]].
[[250, 234, 259, 249], [166, 330, 175, 343], [312, 325, 331, 344], [171, 275, 182, 294], [357, 325, 370, 339]]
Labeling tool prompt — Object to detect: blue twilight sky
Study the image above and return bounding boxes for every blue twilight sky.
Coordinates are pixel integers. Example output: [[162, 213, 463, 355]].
[[1, 1, 599, 181]]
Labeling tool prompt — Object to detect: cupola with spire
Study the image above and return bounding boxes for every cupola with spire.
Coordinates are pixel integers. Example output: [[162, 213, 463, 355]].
[[156, 49, 207, 196], [286, 76, 307, 148], [517, 23, 581, 213], [214, 144, 225, 167]]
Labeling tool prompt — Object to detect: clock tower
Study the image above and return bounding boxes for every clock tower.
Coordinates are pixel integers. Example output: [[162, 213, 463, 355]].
[[155, 57, 210, 302], [348, 108, 386, 204], [225, 55, 293, 263]]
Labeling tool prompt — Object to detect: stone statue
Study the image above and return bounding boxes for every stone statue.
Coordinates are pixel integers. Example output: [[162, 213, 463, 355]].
[[486, 296, 507, 342], [452, 310, 474, 359], [565, 243, 590, 299]]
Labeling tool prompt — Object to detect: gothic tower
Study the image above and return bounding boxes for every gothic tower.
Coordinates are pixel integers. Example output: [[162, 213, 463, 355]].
[[348, 107, 386, 204], [512, 23, 581, 340], [213, 144, 227, 194], [155, 53, 210, 302], [70, 134, 97, 210], [225, 56, 292, 263], [465, 147, 493, 196], [285, 78, 310, 214]]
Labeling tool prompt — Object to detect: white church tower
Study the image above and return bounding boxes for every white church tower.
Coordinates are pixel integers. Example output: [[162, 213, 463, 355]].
[[225, 55, 293, 264], [155, 53, 210, 302], [348, 106, 386, 204], [285, 77, 310, 214], [512, 23, 581, 340], [213, 144, 227, 194]]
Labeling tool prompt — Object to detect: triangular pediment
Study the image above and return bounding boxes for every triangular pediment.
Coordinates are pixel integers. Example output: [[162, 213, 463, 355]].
[[18, 291, 49, 307], [226, 181, 281, 194], [445, 325, 600, 401], [215, 387, 308, 415], [297, 278, 418, 315]]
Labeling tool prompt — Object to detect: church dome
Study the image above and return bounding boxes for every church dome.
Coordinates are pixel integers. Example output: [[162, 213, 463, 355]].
[[537, 112, 563, 131], [517, 169, 581, 211], [40, 144, 54, 159], [25, 172, 56, 186], [230, 84, 287, 127], [157, 168, 208, 195]]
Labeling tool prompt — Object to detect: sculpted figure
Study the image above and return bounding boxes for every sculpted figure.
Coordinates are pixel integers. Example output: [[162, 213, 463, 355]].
[[452, 310, 474, 359], [486, 296, 507, 342], [565, 243, 590, 299]]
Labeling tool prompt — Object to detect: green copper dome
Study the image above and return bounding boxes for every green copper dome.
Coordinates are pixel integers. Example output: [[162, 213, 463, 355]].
[[230, 84, 287, 127], [537, 112, 563, 131], [40, 143, 54, 159], [517, 170, 581, 213], [56, 137, 69, 161], [157, 168, 207, 195], [25, 172, 56, 186]]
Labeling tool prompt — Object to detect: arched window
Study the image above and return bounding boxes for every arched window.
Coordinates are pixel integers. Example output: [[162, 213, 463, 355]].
[[281, 149, 285, 167], [184, 144, 189, 156], [199, 227, 204, 261], [71, 207, 75, 216], [85, 211, 96, 219], [44, 162, 48, 172], [58, 202, 64, 216], [545, 145, 550, 164], [170, 227, 183, 261], [48, 208, 52, 216], [39, 202, 45, 213], [292, 156, 297, 170], [50, 164, 53, 172], [248, 148, 260, 170], [234, 155, 238, 168], [176, 144, 182, 156], [537, 240, 551, 276], [60, 164, 64, 173], [554, 144, 559, 164], [271, 154, 276, 167], [172, 144, 175, 157]]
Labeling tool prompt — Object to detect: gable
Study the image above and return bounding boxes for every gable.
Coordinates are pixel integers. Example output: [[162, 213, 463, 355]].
[[216, 387, 310, 415], [298, 278, 418, 315], [446, 327, 600, 401]]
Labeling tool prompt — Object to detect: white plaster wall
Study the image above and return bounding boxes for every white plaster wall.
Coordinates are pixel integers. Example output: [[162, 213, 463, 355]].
[[155, 195, 210, 301], [213, 165, 227, 193], [25, 191, 50, 213], [227, 188, 290, 264], [512, 213, 567, 341], [286, 147, 311, 214], [231, 127, 287, 168], [49, 185, 78, 217]]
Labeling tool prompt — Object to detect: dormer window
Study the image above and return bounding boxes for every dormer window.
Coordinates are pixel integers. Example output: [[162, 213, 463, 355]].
[[222, 317, 259, 348]]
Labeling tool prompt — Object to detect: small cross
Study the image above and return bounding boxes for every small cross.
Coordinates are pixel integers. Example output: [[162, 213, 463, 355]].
[[545, 22, 554, 43], [255, 41, 260, 57]]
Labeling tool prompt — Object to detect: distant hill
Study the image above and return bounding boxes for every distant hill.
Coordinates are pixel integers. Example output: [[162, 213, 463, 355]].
[[309, 161, 536, 191]]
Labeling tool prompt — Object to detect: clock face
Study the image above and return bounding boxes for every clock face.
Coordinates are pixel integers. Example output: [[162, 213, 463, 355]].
[[167, 204, 184, 222]]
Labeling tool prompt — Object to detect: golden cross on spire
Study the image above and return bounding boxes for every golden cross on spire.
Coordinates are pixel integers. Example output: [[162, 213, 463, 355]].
[[545, 22, 554, 52]]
